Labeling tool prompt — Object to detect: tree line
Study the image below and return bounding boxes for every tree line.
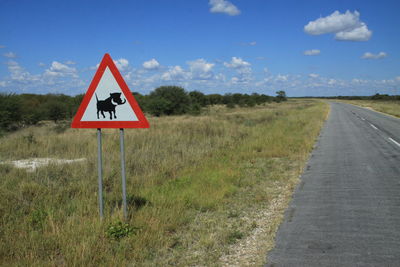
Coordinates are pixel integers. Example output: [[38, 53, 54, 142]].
[[0, 86, 287, 134], [134, 87, 287, 116], [300, 93, 400, 101], [0, 93, 83, 133]]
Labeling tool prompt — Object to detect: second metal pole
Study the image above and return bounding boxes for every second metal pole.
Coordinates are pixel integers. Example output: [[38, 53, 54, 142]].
[[97, 128, 104, 219], [120, 128, 128, 220]]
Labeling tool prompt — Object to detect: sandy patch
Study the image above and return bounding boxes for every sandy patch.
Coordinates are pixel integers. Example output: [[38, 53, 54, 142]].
[[2, 158, 86, 172]]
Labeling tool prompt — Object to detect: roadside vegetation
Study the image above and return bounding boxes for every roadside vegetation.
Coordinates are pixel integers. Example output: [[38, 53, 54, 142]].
[[337, 99, 400, 118], [303, 93, 400, 102], [0, 99, 327, 266], [299, 93, 400, 118], [0, 87, 286, 135]]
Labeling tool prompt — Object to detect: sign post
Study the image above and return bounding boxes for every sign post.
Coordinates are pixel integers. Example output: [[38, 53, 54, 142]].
[[72, 53, 149, 219], [119, 128, 127, 220], [97, 128, 104, 218]]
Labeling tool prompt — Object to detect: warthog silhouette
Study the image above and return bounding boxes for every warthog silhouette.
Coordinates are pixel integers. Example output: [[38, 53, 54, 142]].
[[96, 92, 126, 120]]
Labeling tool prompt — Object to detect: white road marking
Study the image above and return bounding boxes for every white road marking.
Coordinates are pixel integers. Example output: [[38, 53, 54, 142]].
[[370, 124, 378, 130], [361, 117, 365, 121], [388, 138, 400, 148]]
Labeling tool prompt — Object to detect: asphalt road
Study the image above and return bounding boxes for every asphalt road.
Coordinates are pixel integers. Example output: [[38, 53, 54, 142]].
[[266, 102, 400, 266]]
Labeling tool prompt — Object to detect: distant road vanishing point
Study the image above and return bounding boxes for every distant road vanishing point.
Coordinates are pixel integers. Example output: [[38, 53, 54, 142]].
[[266, 102, 400, 266]]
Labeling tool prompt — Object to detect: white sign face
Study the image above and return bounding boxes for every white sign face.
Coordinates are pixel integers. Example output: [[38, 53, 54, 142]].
[[81, 67, 139, 122]]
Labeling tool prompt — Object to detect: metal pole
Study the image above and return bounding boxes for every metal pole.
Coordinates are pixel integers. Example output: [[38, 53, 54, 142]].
[[120, 128, 128, 220], [97, 128, 104, 219]]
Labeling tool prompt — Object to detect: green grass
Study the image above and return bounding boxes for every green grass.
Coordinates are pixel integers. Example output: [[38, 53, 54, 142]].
[[0, 100, 328, 266]]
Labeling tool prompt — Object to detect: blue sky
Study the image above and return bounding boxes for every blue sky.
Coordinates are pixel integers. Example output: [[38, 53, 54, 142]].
[[1, 0, 400, 96]]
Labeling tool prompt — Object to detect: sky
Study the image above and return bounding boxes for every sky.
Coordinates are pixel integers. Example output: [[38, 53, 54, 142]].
[[1, 0, 400, 97]]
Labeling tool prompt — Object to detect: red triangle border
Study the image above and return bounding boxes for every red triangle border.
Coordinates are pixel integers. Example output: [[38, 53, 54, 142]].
[[71, 53, 149, 128]]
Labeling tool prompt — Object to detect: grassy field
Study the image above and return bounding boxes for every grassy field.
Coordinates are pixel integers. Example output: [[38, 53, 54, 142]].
[[0, 100, 328, 266], [337, 100, 400, 118]]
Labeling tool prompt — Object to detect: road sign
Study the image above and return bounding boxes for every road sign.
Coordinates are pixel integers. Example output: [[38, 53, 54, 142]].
[[71, 53, 149, 128], [72, 53, 149, 220]]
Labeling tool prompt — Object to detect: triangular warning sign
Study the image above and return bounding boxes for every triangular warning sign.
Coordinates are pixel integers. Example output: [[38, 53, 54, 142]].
[[71, 53, 149, 128]]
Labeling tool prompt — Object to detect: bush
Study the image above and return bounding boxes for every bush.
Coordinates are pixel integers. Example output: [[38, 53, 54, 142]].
[[106, 221, 137, 240], [46, 101, 67, 123], [207, 94, 224, 105], [0, 94, 22, 131], [146, 96, 170, 117], [189, 91, 208, 107], [226, 102, 235, 109], [147, 86, 191, 116], [275, 91, 287, 102], [189, 103, 202, 115]]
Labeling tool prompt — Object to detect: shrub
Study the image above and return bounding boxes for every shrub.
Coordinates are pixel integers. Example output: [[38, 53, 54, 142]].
[[226, 102, 235, 109], [46, 101, 66, 123], [0, 94, 22, 131], [106, 221, 137, 240], [189, 91, 208, 107], [189, 103, 202, 115], [275, 91, 287, 102], [147, 86, 191, 116]]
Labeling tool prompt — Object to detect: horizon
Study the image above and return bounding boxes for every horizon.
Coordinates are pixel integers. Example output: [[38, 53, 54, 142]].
[[1, 88, 399, 99], [1, 0, 400, 97]]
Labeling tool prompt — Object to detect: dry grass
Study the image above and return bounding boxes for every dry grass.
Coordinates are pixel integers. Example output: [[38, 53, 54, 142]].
[[0, 99, 328, 266], [336, 100, 400, 118]]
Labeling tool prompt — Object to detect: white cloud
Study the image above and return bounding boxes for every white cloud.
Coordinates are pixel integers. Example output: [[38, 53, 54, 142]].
[[38, 62, 46, 67], [113, 58, 129, 72], [304, 10, 360, 35], [361, 52, 387, 59], [328, 79, 337, 85], [0, 45, 5, 49], [224, 57, 252, 82], [304, 49, 320, 56], [335, 23, 372, 41], [7, 60, 39, 82], [187, 58, 214, 79], [94, 58, 129, 72], [4, 55, 400, 97], [275, 74, 288, 82], [44, 61, 78, 78], [65, 60, 76, 65], [161, 65, 188, 81], [3, 52, 16, 58], [224, 57, 250, 69], [1, 60, 86, 94], [209, 0, 240, 16], [304, 10, 372, 41], [142, 58, 160, 70]]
